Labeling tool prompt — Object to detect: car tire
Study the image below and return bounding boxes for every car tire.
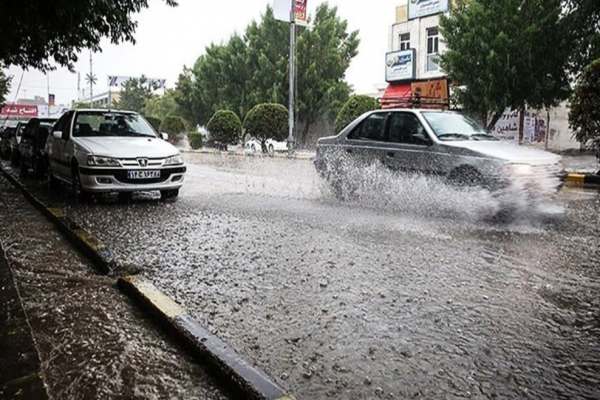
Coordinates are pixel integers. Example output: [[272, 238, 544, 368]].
[[47, 168, 59, 191], [447, 166, 484, 188], [268, 144, 275, 156], [160, 189, 179, 201], [10, 151, 19, 167], [71, 163, 91, 202]]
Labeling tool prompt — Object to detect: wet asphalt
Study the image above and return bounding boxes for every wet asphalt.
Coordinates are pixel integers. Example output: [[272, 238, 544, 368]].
[[4, 153, 600, 400]]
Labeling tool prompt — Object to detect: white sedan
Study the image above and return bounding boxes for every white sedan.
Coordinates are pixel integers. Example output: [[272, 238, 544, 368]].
[[46, 109, 185, 200], [244, 138, 288, 155]]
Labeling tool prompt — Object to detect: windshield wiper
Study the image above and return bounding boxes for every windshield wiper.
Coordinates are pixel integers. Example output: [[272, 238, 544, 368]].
[[437, 133, 471, 140], [471, 133, 498, 141]]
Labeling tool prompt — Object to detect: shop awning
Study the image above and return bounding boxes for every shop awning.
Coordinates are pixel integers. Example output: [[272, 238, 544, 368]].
[[380, 83, 413, 109]]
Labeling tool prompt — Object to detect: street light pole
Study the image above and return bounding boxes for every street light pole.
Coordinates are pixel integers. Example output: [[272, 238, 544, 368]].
[[287, 1, 296, 156]]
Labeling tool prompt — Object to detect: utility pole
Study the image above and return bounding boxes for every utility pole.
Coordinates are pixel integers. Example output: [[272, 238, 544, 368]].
[[287, 0, 296, 156], [89, 52, 94, 106]]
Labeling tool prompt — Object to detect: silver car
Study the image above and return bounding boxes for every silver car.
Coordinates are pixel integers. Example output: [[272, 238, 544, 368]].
[[315, 109, 563, 196]]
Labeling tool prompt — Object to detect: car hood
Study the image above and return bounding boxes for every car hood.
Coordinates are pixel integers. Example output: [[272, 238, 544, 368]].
[[75, 137, 179, 158], [443, 140, 561, 165]]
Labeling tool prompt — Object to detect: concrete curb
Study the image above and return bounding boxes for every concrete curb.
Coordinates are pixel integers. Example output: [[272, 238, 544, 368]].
[[0, 166, 115, 275], [118, 276, 294, 400], [0, 162, 296, 400], [563, 172, 600, 188]]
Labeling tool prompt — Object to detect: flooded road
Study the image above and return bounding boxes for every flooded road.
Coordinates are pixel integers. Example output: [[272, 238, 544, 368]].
[[5, 153, 600, 399]]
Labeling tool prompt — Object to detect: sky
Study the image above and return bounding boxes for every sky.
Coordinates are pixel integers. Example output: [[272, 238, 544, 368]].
[[5, 0, 395, 106]]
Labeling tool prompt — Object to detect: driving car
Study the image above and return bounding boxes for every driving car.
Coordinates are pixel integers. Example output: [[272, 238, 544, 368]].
[[18, 117, 57, 177], [45, 109, 186, 200], [0, 126, 16, 160], [314, 109, 563, 198], [244, 138, 287, 154]]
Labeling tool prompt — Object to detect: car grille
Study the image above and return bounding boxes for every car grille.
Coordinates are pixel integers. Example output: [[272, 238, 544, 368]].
[[79, 166, 186, 184], [118, 157, 166, 167]]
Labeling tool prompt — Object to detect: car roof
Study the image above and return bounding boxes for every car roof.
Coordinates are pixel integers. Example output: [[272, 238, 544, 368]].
[[73, 108, 137, 114]]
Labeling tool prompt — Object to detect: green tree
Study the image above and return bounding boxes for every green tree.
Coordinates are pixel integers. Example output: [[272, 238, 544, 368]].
[[173, 4, 359, 145], [296, 4, 359, 143], [243, 103, 288, 152], [143, 89, 180, 123], [335, 95, 380, 133], [562, 0, 600, 74], [206, 110, 242, 148], [0, 68, 10, 106], [0, 0, 176, 70], [188, 132, 203, 150], [160, 116, 186, 142], [569, 59, 600, 157], [115, 76, 155, 113], [440, 0, 571, 140]]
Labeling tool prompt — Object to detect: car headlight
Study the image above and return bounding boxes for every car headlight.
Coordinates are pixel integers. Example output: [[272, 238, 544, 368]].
[[87, 155, 121, 167], [164, 154, 184, 165], [507, 163, 533, 175]]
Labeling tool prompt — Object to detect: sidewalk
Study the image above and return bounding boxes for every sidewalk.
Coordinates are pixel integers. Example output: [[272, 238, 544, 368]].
[[561, 154, 599, 174], [0, 174, 227, 400], [0, 246, 48, 400]]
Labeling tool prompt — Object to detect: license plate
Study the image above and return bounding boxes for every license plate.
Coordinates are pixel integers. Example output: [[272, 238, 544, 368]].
[[127, 170, 160, 179]]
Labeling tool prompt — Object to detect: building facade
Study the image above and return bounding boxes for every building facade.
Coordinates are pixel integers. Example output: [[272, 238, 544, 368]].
[[382, 0, 450, 109]]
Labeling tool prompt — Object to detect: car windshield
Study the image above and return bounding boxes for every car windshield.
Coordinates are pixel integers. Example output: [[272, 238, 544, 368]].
[[422, 112, 498, 141], [73, 111, 157, 138]]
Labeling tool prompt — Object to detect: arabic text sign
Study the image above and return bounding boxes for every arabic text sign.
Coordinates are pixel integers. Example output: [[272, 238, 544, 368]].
[[408, 0, 449, 19], [411, 78, 448, 101], [386, 49, 416, 82], [0, 104, 38, 118]]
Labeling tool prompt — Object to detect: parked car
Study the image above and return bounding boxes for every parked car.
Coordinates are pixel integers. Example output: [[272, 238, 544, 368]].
[[244, 138, 287, 155], [45, 109, 186, 200], [9, 122, 28, 165], [0, 126, 16, 160], [315, 109, 563, 197], [18, 117, 57, 177]]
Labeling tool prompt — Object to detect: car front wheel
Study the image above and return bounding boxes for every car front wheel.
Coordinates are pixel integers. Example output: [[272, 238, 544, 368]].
[[72, 165, 91, 201]]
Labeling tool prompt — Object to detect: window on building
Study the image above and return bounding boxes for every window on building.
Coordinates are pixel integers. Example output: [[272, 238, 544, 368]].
[[399, 33, 410, 51], [426, 27, 439, 72]]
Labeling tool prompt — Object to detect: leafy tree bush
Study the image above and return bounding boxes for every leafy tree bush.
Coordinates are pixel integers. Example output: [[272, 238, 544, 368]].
[[0, 68, 10, 106], [0, 0, 177, 70], [243, 103, 288, 151], [335, 95, 380, 133], [569, 59, 600, 162], [145, 116, 162, 132], [188, 132, 203, 150], [159, 116, 186, 142], [206, 110, 242, 148]]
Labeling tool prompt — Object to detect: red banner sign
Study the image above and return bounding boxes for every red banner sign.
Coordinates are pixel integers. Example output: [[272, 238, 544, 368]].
[[295, 0, 308, 25], [0, 104, 38, 118]]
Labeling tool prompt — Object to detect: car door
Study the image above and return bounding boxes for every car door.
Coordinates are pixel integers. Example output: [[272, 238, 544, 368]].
[[49, 111, 74, 179], [342, 112, 391, 167], [383, 111, 437, 174]]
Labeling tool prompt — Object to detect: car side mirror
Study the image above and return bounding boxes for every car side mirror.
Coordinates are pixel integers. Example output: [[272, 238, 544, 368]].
[[414, 132, 432, 146], [53, 131, 62, 139], [161, 132, 169, 141]]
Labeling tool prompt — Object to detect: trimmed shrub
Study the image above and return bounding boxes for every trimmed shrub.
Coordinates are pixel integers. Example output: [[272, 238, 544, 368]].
[[206, 110, 242, 146], [188, 132, 203, 150], [243, 103, 288, 149], [159, 116, 186, 142], [145, 116, 162, 132], [335, 95, 380, 133]]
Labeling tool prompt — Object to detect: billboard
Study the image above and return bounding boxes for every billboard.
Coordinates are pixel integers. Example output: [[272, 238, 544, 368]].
[[273, 0, 309, 25], [386, 49, 416, 82], [408, 0, 449, 19], [0, 104, 38, 118]]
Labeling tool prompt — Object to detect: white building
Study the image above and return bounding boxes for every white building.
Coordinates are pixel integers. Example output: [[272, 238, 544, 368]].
[[381, 0, 450, 109], [382, 0, 581, 152]]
